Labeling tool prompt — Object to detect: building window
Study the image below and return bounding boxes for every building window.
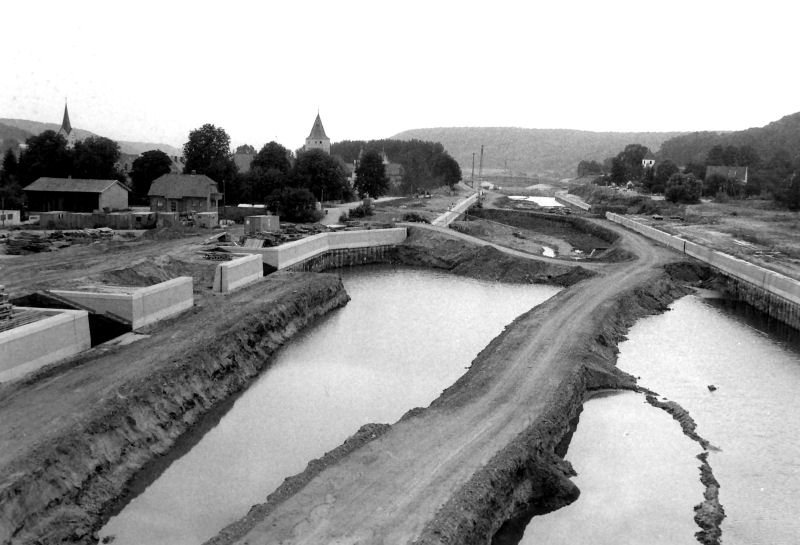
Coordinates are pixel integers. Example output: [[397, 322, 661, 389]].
[[170, 201, 177, 212]]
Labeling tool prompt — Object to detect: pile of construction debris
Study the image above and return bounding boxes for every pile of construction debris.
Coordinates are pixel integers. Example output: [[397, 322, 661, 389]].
[[244, 223, 331, 248], [4, 229, 114, 255]]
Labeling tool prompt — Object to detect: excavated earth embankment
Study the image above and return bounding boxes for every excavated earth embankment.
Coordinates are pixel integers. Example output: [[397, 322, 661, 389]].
[[0, 273, 349, 544], [0, 221, 725, 545]]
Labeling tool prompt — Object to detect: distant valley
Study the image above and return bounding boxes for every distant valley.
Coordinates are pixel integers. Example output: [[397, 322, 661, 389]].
[[391, 127, 686, 179]]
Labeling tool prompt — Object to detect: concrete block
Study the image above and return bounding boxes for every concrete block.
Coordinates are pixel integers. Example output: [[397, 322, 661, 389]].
[[213, 254, 263, 293], [245, 215, 280, 234], [0, 308, 90, 382], [51, 277, 194, 330]]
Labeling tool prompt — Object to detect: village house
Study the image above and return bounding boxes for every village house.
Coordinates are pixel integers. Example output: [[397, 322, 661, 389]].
[[24, 177, 129, 212], [148, 173, 221, 214], [705, 165, 749, 184], [641, 150, 656, 169]]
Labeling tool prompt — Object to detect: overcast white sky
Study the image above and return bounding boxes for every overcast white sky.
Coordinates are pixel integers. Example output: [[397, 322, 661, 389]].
[[3, 0, 798, 151]]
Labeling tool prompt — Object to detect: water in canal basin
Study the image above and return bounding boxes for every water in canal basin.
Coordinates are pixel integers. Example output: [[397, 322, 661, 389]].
[[513, 293, 800, 545], [100, 266, 560, 545]]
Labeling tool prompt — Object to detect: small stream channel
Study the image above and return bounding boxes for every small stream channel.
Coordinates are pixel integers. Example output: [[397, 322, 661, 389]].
[[99, 266, 560, 545], [504, 292, 800, 545]]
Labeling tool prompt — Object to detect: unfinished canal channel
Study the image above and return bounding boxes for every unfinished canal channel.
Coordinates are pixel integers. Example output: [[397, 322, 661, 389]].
[[99, 266, 561, 545], [505, 293, 800, 545]]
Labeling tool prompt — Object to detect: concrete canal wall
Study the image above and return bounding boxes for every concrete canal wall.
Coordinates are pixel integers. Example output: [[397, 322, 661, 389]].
[[607, 212, 800, 329], [236, 228, 407, 270], [51, 277, 194, 330], [0, 308, 91, 382], [213, 254, 263, 293]]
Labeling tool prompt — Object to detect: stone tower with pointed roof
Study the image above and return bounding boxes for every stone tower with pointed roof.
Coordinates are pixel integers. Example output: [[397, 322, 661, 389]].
[[304, 112, 331, 154], [58, 102, 77, 148]]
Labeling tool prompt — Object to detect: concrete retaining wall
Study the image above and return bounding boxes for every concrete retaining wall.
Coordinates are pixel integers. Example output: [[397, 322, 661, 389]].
[[555, 192, 591, 211], [606, 212, 800, 328], [0, 308, 91, 382], [237, 228, 407, 270], [51, 277, 194, 330], [432, 193, 479, 226], [213, 254, 263, 293]]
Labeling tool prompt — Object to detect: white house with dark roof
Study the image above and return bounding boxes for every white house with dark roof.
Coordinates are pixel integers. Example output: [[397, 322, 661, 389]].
[[148, 173, 221, 214], [304, 113, 331, 154], [642, 150, 656, 169], [24, 177, 129, 212]]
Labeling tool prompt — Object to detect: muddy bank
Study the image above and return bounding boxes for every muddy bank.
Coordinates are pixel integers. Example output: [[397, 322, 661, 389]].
[[412, 269, 692, 544], [206, 262, 701, 545], [392, 227, 595, 286], [0, 273, 348, 545]]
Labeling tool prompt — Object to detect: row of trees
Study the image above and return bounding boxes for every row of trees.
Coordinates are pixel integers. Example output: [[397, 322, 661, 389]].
[[576, 141, 800, 208], [331, 139, 461, 192], [1, 131, 127, 210]]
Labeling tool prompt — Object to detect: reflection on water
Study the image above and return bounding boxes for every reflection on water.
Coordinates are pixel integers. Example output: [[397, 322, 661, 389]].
[[100, 266, 560, 545]]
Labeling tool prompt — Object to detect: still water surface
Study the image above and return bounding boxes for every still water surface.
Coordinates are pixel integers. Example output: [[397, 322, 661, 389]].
[[100, 266, 560, 545], [517, 294, 800, 545]]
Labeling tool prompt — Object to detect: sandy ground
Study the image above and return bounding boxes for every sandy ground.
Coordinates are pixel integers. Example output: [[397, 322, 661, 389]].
[[208, 220, 678, 544]]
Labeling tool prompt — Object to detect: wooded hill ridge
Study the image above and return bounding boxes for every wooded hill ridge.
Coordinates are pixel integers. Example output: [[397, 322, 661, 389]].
[[657, 112, 800, 166], [0, 118, 181, 157], [390, 127, 686, 179]]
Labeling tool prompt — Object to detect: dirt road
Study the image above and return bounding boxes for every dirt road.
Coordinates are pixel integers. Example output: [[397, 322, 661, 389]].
[[209, 222, 676, 545]]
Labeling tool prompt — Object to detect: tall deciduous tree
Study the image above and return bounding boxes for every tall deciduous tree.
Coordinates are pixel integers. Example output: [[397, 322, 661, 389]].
[[251, 141, 292, 175], [651, 159, 679, 193], [432, 154, 462, 189], [354, 150, 389, 198], [17, 130, 72, 185], [130, 150, 173, 201], [72, 136, 122, 181], [235, 144, 256, 154], [183, 124, 237, 184], [291, 149, 350, 202], [0, 149, 23, 209]]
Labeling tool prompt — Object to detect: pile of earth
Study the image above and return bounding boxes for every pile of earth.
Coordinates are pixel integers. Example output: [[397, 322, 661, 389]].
[[89, 255, 216, 289]]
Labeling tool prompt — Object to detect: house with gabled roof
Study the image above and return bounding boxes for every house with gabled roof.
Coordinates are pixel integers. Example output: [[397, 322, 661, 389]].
[[304, 113, 331, 154], [148, 173, 221, 214], [24, 177, 129, 212]]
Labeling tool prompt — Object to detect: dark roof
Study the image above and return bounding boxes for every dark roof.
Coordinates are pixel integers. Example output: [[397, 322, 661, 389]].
[[705, 165, 749, 182], [307, 113, 329, 140], [148, 174, 219, 198], [25, 177, 129, 193]]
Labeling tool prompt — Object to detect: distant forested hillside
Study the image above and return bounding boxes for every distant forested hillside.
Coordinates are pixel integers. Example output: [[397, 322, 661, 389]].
[[390, 127, 685, 178], [658, 112, 800, 165], [0, 118, 181, 157], [0, 122, 34, 153]]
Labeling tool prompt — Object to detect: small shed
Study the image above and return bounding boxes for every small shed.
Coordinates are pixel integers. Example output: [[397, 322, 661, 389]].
[[245, 215, 280, 234], [24, 177, 130, 213], [0, 210, 21, 226]]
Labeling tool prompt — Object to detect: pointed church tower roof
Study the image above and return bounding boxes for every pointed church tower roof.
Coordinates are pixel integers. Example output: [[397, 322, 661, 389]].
[[307, 113, 328, 140], [59, 102, 72, 136]]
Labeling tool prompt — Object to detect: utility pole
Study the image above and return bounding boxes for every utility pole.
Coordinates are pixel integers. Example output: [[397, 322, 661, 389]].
[[478, 145, 484, 182], [471, 153, 475, 187]]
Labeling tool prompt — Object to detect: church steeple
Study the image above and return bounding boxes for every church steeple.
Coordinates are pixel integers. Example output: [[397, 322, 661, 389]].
[[304, 112, 331, 154], [58, 101, 77, 148], [59, 102, 72, 136]]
